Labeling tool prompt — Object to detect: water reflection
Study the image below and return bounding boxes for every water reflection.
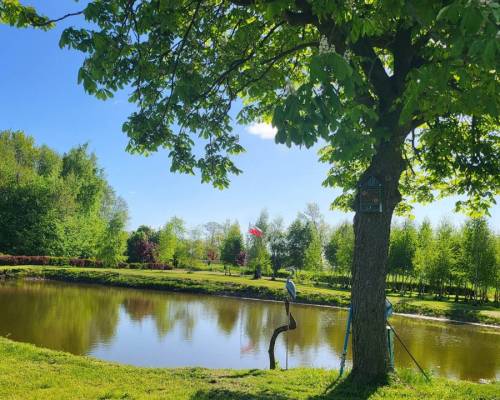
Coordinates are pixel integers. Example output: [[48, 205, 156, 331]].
[[0, 280, 498, 381], [0, 280, 118, 354]]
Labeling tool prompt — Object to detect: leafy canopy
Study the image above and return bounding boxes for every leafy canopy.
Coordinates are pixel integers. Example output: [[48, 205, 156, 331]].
[[11, 0, 500, 213], [0, 0, 48, 28], [0, 0, 83, 29]]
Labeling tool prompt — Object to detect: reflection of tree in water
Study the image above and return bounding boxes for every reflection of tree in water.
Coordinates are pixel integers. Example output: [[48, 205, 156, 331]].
[[120, 292, 198, 339], [2, 282, 496, 380], [121, 294, 172, 337], [0, 281, 119, 355], [268, 304, 344, 366], [121, 292, 240, 342], [320, 308, 348, 353], [122, 297, 158, 321], [119, 291, 500, 382], [236, 301, 326, 356], [286, 305, 323, 351], [241, 302, 268, 348], [168, 299, 196, 341], [210, 298, 239, 335]]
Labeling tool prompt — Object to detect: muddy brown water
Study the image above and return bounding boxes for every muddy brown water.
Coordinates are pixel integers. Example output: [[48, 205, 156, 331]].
[[0, 280, 498, 381]]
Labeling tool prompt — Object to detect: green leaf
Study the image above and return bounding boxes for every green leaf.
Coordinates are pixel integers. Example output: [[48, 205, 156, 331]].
[[436, 3, 460, 22], [327, 53, 353, 80], [310, 56, 327, 82], [461, 7, 483, 34], [482, 39, 497, 65]]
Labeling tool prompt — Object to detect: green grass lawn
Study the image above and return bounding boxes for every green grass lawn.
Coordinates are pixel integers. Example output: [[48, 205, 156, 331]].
[[0, 337, 498, 400], [1, 265, 499, 325]]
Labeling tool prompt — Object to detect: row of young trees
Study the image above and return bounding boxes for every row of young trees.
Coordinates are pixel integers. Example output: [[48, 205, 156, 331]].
[[0, 131, 128, 265], [126, 203, 499, 304], [387, 218, 499, 303]]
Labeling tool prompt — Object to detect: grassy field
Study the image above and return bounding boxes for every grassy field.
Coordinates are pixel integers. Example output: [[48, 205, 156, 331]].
[[0, 337, 498, 400], [1, 265, 499, 325]]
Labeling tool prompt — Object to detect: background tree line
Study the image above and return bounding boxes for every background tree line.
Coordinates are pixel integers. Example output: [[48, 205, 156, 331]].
[[1, 132, 497, 303], [128, 205, 499, 304], [0, 131, 128, 266]]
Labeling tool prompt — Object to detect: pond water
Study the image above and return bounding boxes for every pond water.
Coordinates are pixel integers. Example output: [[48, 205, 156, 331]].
[[0, 280, 498, 381]]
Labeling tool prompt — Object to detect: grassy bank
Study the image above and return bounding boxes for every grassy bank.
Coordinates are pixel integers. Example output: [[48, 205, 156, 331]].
[[0, 337, 498, 400], [1, 266, 499, 325]]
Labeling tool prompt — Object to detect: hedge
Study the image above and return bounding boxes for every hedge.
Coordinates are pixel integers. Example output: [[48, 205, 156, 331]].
[[0, 255, 173, 271]]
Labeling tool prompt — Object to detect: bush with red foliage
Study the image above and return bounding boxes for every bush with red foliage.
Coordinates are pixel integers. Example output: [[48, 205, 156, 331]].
[[0, 255, 171, 270], [136, 240, 157, 263], [0, 255, 65, 266], [236, 251, 246, 266]]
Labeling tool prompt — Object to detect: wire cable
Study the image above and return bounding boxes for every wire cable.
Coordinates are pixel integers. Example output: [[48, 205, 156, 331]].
[[387, 321, 430, 382]]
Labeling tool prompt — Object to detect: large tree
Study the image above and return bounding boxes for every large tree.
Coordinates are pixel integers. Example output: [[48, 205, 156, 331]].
[[157, 217, 185, 264], [96, 193, 128, 267], [126, 225, 158, 263], [0, 130, 126, 258], [303, 223, 323, 270], [325, 221, 354, 275], [6, 0, 500, 381], [220, 222, 244, 270], [461, 218, 497, 302], [286, 217, 312, 270], [387, 219, 417, 293], [268, 216, 288, 277]]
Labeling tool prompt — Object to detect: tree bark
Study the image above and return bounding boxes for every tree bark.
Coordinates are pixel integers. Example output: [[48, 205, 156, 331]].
[[350, 138, 405, 383]]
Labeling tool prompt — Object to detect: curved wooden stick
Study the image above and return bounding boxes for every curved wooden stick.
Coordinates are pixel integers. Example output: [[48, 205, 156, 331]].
[[268, 299, 297, 369]]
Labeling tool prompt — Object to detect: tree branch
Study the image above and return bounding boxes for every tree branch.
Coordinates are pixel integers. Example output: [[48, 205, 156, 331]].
[[229, 0, 275, 5], [351, 39, 395, 110], [29, 10, 84, 27], [163, 0, 203, 111], [231, 0, 317, 27], [200, 40, 317, 102], [283, 10, 317, 26], [235, 40, 318, 93]]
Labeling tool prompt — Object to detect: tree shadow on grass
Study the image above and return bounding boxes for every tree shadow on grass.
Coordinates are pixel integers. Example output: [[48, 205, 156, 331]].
[[216, 369, 265, 379], [190, 388, 291, 400], [309, 374, 384, 400], [396, 297, 495, 324], [445, 303, 483, 323], [190, 373, 384, 400]]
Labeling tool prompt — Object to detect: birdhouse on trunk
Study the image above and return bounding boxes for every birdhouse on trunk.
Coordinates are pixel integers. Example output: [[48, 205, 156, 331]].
[[358, 175, 383, 213]]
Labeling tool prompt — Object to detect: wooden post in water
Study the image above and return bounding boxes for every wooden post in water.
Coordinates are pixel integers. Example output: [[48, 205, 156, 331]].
[[268, 299, 296, 370]]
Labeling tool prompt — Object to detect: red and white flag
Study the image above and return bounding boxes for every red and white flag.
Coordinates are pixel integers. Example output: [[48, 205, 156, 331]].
[[248, 227, 263, 237]]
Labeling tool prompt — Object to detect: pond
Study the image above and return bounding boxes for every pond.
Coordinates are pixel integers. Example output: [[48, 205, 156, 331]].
[[0, 280, 498, 381]]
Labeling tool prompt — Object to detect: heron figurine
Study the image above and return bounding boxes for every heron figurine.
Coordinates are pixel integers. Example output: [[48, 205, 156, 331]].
[[286, 277, 296, 301], [284, 273, 296, 369]]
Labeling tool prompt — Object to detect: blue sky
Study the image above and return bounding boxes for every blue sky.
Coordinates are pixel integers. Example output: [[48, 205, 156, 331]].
[[1, 1, 498, 231]]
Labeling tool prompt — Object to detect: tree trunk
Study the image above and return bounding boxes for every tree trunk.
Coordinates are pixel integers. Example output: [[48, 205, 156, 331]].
[[350, 138, 405, 383]]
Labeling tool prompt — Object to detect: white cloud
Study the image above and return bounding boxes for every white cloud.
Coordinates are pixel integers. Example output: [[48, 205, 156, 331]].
[[246, 122, 277, 140]]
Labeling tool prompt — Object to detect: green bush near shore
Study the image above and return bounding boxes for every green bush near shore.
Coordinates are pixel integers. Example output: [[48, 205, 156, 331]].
[[0, 337, 498, 400], [1, 266, 499, 325]]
